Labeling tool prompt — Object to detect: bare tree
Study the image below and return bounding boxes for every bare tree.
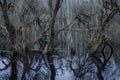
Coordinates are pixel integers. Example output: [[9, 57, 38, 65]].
[[41, 0, 63, 80], [0, 0, 18, 79], [87, 0, 119, 80]]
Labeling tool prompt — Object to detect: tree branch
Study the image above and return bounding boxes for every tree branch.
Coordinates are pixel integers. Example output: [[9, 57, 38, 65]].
[[0, 60, 11, 71]]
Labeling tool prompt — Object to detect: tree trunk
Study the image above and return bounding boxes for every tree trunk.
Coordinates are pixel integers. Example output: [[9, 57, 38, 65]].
[[47, 52, 56, 80], [9, 51, 18, 80], [50, 64, 56, 80], [21, 47, 29, 80], [44, 1, 62, 80], [92, 55, 104, 80], [97, 69, 104, 80], [0, 1, 18, 80], [21, 55, 29, 80]]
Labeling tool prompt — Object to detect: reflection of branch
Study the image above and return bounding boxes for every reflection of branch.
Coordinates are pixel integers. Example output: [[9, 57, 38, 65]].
[[30, 59, 48, 78], [70, 56, 92, 78], [0, 60, 11, 71], [26, 50, 50, 70], [102, 41, 113, 66], [30, 60, 41, 72]]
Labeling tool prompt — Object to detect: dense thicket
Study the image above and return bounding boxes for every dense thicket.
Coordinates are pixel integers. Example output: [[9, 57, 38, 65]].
[[0, 0, 120, 80]]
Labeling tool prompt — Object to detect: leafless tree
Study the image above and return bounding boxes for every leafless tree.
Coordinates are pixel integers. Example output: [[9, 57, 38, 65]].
[[87, 0, 119, 80]]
